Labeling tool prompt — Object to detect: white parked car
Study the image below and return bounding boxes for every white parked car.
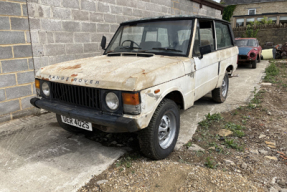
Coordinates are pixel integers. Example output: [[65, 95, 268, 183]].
[[31, 15, 238, 159]]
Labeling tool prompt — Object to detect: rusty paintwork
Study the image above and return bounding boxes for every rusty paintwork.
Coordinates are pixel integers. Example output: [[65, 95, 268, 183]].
[[36, 54, 189, 92]]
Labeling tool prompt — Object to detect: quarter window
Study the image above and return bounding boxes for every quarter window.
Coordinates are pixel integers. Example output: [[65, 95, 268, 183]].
[[215, 22, 232, 49]]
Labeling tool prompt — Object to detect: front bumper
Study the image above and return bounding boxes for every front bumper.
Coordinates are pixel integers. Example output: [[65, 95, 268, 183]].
[[30, 98, 140, 133]]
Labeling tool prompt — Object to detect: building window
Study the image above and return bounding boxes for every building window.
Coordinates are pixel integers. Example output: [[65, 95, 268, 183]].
[[236, 19, 244, 27], [248, 9, 256, 15], [280, 16, 287, 25], [268, 17, 277, 24], [246, 18, 255, 25]]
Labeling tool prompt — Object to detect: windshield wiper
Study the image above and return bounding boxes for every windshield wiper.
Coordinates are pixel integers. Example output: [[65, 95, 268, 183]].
[[120, 46, 142, 50], [152, 47, 182, 52]]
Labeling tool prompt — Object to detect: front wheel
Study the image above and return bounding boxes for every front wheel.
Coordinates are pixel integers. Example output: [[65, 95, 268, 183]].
[[212, 73, 229, 103], [138, 99, 180, 160], [252, 59, 257, 69]]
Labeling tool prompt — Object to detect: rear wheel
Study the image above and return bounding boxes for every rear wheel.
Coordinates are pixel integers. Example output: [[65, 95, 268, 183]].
[[252, 59, 257, 69], [56, 114, 85, 133], [138, 99, 180, 160], [212, 73, 229, 103]]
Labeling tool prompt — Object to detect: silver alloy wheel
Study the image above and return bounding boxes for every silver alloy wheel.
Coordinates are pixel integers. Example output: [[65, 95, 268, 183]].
[[158, 111, 176, 149], [222, 76, 228, 97]]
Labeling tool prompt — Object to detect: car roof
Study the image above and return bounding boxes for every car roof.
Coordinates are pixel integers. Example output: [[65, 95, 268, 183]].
[[120, 15, 230, 25]]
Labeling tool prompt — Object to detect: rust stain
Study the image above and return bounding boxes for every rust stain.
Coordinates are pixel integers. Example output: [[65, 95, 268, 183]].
[[71, 79, 74, 82], [42, 77, 49, 81], [71, 74, 78, 77], [61, 64, 82, 70]]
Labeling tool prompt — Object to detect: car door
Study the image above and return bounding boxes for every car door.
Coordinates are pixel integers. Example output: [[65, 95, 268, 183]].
[[193, 19, 220, 101]]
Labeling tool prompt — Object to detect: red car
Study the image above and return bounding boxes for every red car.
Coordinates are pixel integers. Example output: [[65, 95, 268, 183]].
[[235, 38, 262, 69]]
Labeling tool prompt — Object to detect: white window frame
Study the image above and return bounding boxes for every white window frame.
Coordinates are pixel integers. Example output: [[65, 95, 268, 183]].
[[248, 9, 256, 15]]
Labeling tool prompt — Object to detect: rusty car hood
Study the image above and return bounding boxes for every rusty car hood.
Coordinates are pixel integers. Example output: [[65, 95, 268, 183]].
[[36, 55, 188, 91]]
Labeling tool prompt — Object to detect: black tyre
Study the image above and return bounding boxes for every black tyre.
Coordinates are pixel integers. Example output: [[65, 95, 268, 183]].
[[212, 73, 229, 103], [252, 59, 257, 69], [258, 54, 261, 63], [56, 114, 86, 133], [138, 99, 180, 160]]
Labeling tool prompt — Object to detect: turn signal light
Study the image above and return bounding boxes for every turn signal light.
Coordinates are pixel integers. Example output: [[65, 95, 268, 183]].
[[35, 79, 40, 89], [122, 92, 140, 105]]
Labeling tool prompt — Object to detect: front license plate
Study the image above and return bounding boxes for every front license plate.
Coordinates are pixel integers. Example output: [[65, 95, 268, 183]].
[[61, 116, 92, 131]]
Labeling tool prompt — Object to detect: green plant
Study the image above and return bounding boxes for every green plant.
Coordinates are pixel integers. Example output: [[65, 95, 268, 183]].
[[224, 139, 244, 151], [205, 113, 223, 122], [265, 62, 279, 83], [198, 120, 210, 129], [233, 130, 245, 138], [185, 142, 192, 148], [225, 122, 245, 131], [205, 157, 217, 169], [222, 5, 237, 22], [244, 22, 259, 38]]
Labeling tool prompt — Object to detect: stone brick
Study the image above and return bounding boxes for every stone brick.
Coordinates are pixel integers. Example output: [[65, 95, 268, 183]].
[[38, 32, 47, 44], [84, 43, 99, 53], [0, 74, 16, 88], [0, 31, 25, 45], [90, 13, 104, 22], [0, 1, 21, 16], [44, 44, 66, 56], [14, 45, 33, 58], [123, 7, 133, 16], [66, 44, 84, 54], [41, 0, 61, 7], [47, 32, 54, 43], [17, 71, 35, 85], [33, 56, 49, 71], [29, 18, 40, 30], [38, 5, 51, 18], [1, 59, 28, 73], [0, 89, 6, 102], [72, 10, 89, 21], [74, 33, 90, 43], [98, 2, 110, 13], [21, 96, 35, 109], [75, 52, 98, 59], [98, 0, 116, 4], [91, 33, 103, 42], [0, 100, 20, 116], [62, 21, 81, 32], [104, 14, 117, 23], [82, 23, 97, 32], [49, 55, 75, 65], [151, 0, 171, 7], [110, 5, 123, 14], [0, 17, 10, 30], [54, 32, 74, 43], [62, 0, 80, 9], [28, 59, 34, 70], [0, 114, 11, 123], [146, 2, 162, 12], [81, 0, 96, 11], [117, 0, 137, 8], [137, 1, 146, 10], [0, 47, 13, 60], [30, 31, 39, 44], [110, 24, 119, 33], [41, 19, 62, 31], [32, 45, 44, 57], [97, 23, 110, 33], [6, 85, 32, 100], [52, 7, 71, 20]]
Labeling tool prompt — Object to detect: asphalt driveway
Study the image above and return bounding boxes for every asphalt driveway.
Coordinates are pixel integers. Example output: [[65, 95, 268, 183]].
[[0, 60, 269, 192]]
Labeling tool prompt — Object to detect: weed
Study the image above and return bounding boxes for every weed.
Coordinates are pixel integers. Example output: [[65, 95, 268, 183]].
[[205, 157, 217, 169], [198, 120, 210, 129], [225, 122, 245, 131], [205, 113, 223, 122], [116, 153, 140, 169], [185, 142, 192, 148], [233, 130, 245, 138], [232, 111, 239, 116], [264, 62, 279, 83], [248, 103, 257, 109], [224, 139, 244, 151]]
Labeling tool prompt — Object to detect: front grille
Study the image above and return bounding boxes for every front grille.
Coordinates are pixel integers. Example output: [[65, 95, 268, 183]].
[[50, 82, 100, 110], [239, 55, 247, 60]]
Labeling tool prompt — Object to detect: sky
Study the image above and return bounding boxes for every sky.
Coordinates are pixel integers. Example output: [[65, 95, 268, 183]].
[[213, 0, 221, 2]]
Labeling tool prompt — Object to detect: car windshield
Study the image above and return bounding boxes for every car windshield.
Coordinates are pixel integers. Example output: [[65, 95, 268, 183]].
[[235, 39, 257, 47], [105, 19, 194, 56]]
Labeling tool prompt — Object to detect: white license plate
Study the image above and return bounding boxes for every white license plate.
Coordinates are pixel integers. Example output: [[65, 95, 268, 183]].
[[61, 116, 92, 131]]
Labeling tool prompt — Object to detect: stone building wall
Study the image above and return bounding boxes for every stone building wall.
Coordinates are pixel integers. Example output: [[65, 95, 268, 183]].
[[0, 0, 223, 124], [0, 0, 37, 122]]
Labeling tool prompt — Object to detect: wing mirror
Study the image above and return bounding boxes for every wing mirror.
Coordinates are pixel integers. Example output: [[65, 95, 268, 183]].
[[101, 36, 107, 50], [199, 45, 212, 59]]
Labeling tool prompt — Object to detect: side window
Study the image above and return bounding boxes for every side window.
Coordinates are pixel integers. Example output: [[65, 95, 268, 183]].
[[215, 22, 232, 49], [199, 21, 215, 51]]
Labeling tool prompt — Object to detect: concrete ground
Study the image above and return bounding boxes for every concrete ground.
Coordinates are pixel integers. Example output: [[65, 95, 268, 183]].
[[0, 60, 268, 192]]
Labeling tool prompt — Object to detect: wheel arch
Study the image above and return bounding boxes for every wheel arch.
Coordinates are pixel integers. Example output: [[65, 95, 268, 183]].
[[163, 90, 184, 109]]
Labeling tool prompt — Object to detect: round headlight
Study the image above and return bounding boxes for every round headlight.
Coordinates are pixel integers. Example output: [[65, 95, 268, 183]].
[[42, 82, 50, 97], [105, 92, 119, 110]]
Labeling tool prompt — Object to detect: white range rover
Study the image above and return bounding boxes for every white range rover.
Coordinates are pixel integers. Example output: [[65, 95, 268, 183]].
[[31, 15, 238, 160]]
